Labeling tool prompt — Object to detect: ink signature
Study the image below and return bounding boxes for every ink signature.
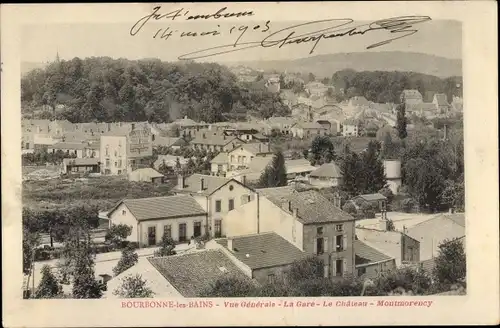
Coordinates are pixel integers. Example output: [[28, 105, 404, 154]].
[[177, 16, 432, 60]]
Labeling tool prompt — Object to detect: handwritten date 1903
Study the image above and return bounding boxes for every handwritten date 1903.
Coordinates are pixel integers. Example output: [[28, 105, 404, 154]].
[[130, 6, 254, 36]]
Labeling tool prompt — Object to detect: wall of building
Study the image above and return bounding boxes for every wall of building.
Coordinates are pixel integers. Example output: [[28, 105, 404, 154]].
[[401, 234, 421, 264], [108, 203, 139, 243], [138, 214, 207, 246], [309, 176, 342, 188], [302, 220, 356, 278], [252, 265, 291, 284], [208, 182, 256, 237], [386, 179, 402, 195], [210, 163, 229, 176], [224, 200, 259, 238], [100, 135, 127, 175], [228, 147, 257, 169], [342, 125, 359, 137], [356, 259, 396, 280]]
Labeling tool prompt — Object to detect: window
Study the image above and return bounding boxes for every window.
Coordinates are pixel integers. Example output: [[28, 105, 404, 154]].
[[217, 164, 223, 172], [336, 235, 343, 251], [228, 199, 235, 211], [179, 223, 187, 242], [357, 267, 367, 277], [118, 159, 122, 167], [230, 155, 234, 162], [214, 220, 222, 238], [105, 159, 110, 167], [215, 200, 222, 212], [335, 224, 343, 232], [317, 227, 323, 235], [336, 259, 343, 277], [114, 150, 118, 156], [229, 185, 234, 191], [105, 145, 109, 156], [267, 274, 276, 284], [147, 226, 156, 246], [316, 237, 324, 255], [163, 225, 172, 238], [193, 222, 202, 238], [114, 161, 118, 167]]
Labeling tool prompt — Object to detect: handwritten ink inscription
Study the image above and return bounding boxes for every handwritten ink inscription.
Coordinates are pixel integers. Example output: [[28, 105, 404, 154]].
[[130, 6, 432, 60]]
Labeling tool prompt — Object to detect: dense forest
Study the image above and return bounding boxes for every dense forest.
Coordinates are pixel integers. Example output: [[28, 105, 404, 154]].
[[21, 57, 289, 123], [329, 69, 463, 104]]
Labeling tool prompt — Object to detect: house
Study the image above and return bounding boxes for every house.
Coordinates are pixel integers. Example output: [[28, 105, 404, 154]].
[[316, 119, 338, 136], [225, 156, 273, 182], [210, 152, 229, 177], [61, 158, 100, 175], [227, 143, 273, 171], [309, 162, 342, 188], [49, 120, 75, 135], [432, 93, 450, 114], [190, 134, 243, 152], [266, 116, 297, 135], [265, 76, 280, 93], [224, 186, 358, 279], [173, 116, 210, 138], [401, 90, 423, 105], [354, 239, 397, 279], [348, 96, 370, 109], [148, 250, 255, 297], [305, 81, 329, 97], [107, 194, 208, 246], [100, 127, 153, 175], [451, 96, 463, 112], [48, 142, 87, 158], [351, 193, 388, 212], [341, 118, 359, 137], [217, 232, 308, 284], [355, 227, 420, 266], [284, 159, 317, 181], [128, 168, 164, 183], [153, 136, 187, 150], [280, 89, 299, 108], [290, 121, 329, 139], [84, 142, 100, 159], [153, 155, 189, 172], [406, 213, 465, 261], [174, 174, 257, 238]]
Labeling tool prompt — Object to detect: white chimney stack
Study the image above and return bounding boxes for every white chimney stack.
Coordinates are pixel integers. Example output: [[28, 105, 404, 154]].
[[200, 178, 205, 191], [292, 207, 298, 218], [227, 238, 233, 251]]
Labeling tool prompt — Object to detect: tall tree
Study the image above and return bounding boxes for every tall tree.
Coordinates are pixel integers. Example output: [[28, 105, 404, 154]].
[[113, 274, 155, 298], [360, 141, 387, 193], [310, 135, 336, 166], [113, 246, 139, 276], [433, 238, 466, 285], [258, 151, 287, 188], [35, 265, 63, 299], [396, 102, 408, 139], [339, 150, 363, 197]]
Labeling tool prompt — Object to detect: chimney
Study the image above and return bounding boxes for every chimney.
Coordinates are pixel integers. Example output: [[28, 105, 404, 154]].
[[200, 178, 205, 191], [184, 116, 188, 119], [379, 218, 389, 231], [292, 207, 298, 218], [227, 237, 233, 251], [268, 143, 271, 152], [107, 123, 111, 132], [443, 124, 448, 140], [259, 144, 262, 153], [242, 175, 247, 186], [177, 175, 185, 189], [131, 123, 135, 131]]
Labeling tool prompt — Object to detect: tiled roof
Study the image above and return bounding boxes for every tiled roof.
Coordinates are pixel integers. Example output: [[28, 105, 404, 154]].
[[148, 250, 254, 297], [51, 142, 87, 150], [354, 240, 393, 264], [191, 135, 239, 146], [210, 152, 229, 164], [258, 187, 356, 224], [310, 162, 342, 178], [355, 228, 406, 265], [356, 193, 387, 201], [176, 174, 231, 195], [62, 158, 99, 166], [233, 143, 272, 155], [285, 159, 316, 174], [402, 89, 423, 99], [153, 136, 184, 147], [267, 116, 297, 125], [223, 232, 307, 269], [173, 117, 199, 126], [433, 93, 449, 106], [109, 195, 206, 221], [445, 213, 465, 227], [294, 121, 326, 129]]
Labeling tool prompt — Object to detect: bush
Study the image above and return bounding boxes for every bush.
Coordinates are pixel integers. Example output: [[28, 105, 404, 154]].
[[287, 257, 324, 283], [401, 198, 418, 213], [342, 202, 357, 215], [370, 267, 433, 296]]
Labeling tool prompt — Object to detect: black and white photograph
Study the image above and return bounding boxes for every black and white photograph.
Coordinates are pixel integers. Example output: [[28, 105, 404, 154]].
[[2, 2, 498, 327]]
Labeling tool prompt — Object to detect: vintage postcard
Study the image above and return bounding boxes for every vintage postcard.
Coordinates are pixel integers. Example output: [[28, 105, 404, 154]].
[[1, 1, 498, 327]]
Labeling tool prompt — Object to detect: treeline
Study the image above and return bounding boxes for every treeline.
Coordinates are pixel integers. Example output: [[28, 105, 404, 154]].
[[329, 69, 463, 104], [21, 57, 289, 123]]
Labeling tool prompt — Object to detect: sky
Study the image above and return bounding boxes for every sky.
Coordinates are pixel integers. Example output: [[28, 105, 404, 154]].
[[21, 19, 462, 64]]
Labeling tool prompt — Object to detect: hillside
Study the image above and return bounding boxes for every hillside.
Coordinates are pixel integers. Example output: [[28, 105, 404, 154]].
[[227, 52, 462, 78], [20, 57, 289, 123]]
